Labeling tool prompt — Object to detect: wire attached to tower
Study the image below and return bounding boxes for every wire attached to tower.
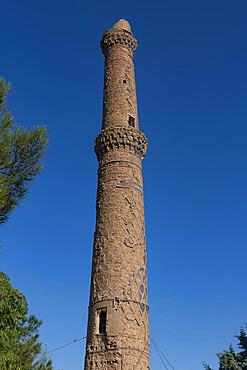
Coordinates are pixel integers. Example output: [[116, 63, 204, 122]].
[[46, 336, 86, 357]]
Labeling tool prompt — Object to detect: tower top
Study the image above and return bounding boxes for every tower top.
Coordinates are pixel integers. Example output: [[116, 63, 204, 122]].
[[101, 18, 137, 56], [112, 19, 131, 32]]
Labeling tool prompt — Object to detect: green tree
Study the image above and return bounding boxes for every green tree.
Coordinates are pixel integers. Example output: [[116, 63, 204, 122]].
[[0, 77, 47, 224], [204, 326, 247, 370], [0, 272, 53, 369], [0, 78, 52, 368]]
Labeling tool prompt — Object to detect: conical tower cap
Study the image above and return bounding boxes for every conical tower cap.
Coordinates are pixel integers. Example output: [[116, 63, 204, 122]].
[[112, 19, 131, 32]]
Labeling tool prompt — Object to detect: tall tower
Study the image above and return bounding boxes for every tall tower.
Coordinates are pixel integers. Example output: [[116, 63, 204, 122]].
[[84, 19, 150, 370]]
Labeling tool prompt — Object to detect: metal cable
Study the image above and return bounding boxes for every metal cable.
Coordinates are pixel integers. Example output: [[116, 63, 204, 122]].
[[46, 336, 86, 357], [151, 338, 169, 369], [151, 337, 176, 370], [44, 332, 176, 370]]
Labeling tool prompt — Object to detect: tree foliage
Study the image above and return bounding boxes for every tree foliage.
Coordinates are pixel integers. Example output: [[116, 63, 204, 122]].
[[0, 77, 47, 224], [0, 78, 52, 368], [204, 327, 247, 370], [0, 272, 53, 369]]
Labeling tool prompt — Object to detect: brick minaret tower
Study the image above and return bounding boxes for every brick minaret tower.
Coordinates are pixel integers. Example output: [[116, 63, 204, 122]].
[[84, 19, 150, 370]]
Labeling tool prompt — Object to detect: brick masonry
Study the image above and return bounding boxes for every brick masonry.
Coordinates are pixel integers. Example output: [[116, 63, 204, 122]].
[[84, 19, 150, 370]]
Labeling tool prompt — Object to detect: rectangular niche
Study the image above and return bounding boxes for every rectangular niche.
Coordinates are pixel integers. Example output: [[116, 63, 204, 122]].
[[97, 308, 107, 335], [128, 115, 135, 128]]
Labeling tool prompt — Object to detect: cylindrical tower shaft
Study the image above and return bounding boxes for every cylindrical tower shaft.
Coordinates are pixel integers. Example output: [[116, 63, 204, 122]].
[[84, 19, 150, 370], [101, 19, 139, 130]]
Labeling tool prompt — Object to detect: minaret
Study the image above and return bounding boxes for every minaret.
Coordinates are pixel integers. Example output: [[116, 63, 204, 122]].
[[84, 19, 150, 370]]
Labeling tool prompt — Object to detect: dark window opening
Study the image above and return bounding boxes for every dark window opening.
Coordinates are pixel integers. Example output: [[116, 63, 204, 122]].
[[123, 79, 127, 84], [99, 310, 107, 335], [128, 116, 135, 128]]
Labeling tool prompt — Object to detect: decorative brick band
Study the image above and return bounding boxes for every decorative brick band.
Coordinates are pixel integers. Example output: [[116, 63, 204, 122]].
[[94, 127, 148, 160], [100, 29, 137, 55], [89, 297, 149, 310], [98, 160, 143, 172], [86, 346, 150, 357]]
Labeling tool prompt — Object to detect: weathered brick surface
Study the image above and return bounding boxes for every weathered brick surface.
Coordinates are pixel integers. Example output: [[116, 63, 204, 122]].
[[84, 19, 150, 370]]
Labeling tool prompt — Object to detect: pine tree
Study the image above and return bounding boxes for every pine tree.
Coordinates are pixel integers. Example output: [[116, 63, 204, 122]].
[[204, 326, 247, 370], [0, 78, 53, 368], [0, 77, 47, 224], [0, 272, 52, 369]]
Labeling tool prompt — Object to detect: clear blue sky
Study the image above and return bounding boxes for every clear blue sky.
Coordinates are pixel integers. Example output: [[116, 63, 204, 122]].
[[1, 1, 247, 369]]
